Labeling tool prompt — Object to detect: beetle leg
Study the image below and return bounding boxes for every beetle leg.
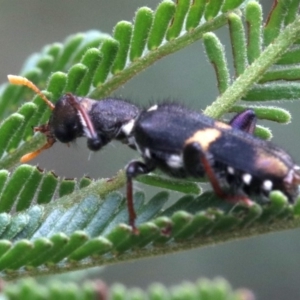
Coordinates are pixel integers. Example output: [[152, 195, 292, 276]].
[[125, 160, 156, 233], [229, 109, 257, 134], [184, 141, 253, 206]]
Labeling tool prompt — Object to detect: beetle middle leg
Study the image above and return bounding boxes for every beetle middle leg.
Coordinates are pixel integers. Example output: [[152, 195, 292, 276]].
[[125, 160, 156, 233]]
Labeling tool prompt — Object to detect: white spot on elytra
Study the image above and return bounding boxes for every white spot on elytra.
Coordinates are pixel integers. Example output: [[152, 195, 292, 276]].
[[122, 119, 135, 136], [262, 180, 273, 191], [167, 154, 183, 168], [227, 166, 235, 174], [242, 173, 252, 185], [148, 105, 158, 112]]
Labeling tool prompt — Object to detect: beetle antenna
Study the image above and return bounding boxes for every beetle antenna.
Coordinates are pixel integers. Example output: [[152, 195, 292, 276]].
[[20, 138, 56, 163], [7, 75, 55, 110]]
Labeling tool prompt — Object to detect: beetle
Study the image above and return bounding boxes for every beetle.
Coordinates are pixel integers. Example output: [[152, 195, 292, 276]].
[[8, 75, 300, 233]]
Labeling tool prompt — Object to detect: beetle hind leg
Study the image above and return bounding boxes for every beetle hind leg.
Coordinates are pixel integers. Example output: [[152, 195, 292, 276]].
[[183, 141, 253, 206]]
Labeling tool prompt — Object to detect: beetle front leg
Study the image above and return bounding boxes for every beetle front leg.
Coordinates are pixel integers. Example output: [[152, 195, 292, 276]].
[[125, 160, 156, 233], [87, 133, 112, 151]]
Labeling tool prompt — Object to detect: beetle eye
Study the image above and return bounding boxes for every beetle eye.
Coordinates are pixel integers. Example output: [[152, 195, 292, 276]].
[[54, 129, 74, 143], [54, 122, 80, 143]]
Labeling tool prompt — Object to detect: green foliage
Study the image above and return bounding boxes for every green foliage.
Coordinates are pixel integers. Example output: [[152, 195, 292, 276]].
[[1, 277, 252, 300], [0, 0, 299, 288]]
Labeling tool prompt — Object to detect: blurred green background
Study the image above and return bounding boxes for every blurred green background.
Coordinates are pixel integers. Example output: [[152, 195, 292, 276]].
[[1, 0, 300, 298]]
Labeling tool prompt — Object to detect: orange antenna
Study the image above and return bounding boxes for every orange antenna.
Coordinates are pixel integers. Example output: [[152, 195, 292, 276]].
[[18, 125, 56, 163], [20, 139, 55, 163], [7, 75, 55, 110]]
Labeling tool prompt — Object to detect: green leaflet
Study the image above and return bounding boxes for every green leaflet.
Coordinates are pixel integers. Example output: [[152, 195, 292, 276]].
[[2, 277, 253, 300]]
